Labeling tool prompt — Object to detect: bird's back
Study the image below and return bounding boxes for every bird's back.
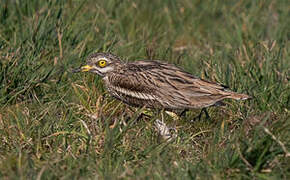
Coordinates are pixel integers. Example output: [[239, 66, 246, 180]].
[[103, 60, 250, 110]]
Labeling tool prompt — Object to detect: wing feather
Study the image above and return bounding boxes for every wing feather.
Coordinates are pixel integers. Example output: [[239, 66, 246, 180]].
[[130, 61, 231, 108], [103, 60, 233, 109]]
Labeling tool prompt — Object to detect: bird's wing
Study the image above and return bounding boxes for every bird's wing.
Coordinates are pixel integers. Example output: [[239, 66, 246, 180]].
[[136, 61, 231, 108], [107, 60, 232, 109], [105, 69, 159, 102]]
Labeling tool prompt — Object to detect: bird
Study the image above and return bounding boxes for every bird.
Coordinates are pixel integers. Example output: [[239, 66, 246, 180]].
[[73, 52, 250, 118]]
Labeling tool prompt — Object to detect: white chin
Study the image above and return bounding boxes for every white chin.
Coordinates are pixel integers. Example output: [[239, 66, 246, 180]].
[[98, 66, 113, 74], [92, 66, 113, 76], [90, 69, 104, 76]]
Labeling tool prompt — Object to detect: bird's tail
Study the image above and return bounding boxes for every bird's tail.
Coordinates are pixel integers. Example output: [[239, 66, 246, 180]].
[[227, 92, 251, 100]]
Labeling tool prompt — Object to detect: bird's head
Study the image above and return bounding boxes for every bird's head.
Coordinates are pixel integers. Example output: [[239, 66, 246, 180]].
[[73, 52, 122, 76]]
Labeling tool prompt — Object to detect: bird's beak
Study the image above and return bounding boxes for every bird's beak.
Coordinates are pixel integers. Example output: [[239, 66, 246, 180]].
[[72, 65, 93, 73], [80, 65, 93, 72]]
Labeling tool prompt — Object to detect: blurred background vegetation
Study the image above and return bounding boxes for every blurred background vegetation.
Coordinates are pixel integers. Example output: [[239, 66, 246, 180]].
[[0, 0, 289, 179]]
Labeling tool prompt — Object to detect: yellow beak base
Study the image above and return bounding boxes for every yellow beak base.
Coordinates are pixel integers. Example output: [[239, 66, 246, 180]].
[[80, 65, 93, 72]]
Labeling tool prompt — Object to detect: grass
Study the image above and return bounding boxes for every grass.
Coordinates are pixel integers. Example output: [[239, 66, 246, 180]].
[[0, 0, 289, 179]]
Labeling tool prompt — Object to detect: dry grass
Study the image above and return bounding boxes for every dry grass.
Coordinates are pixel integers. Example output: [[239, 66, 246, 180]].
[[0, 0, 289, 179]]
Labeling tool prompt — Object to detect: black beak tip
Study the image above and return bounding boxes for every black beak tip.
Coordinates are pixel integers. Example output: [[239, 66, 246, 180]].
[[71, 68, 81, 73]]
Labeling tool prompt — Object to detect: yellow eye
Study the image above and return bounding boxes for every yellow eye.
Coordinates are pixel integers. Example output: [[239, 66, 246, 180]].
[[98, 60, 107, 67]]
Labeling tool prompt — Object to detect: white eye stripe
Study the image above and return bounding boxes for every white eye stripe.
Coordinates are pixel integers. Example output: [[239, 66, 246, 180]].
[[98, 66, 114, 73], [99, 57, 109, 62], [91, 57, 109, 61]]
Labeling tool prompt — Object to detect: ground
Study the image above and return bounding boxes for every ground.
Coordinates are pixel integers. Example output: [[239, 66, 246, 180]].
[[0, 0, 289, 179]]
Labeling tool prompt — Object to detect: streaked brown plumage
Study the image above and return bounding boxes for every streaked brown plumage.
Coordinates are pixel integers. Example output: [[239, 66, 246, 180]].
[[73, 52, 250, 111]]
